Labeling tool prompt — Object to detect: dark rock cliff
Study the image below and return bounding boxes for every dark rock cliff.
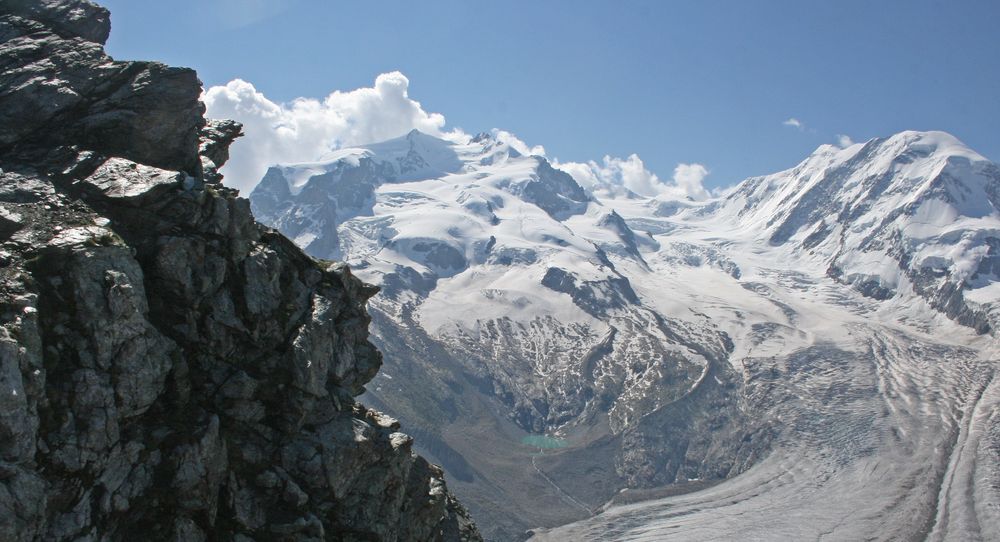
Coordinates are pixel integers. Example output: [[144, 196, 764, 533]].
[[0, 1, 480, 540]]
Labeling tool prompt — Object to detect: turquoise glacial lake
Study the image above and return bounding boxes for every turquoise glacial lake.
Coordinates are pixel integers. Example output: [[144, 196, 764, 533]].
[[521, 435, 568, 449]]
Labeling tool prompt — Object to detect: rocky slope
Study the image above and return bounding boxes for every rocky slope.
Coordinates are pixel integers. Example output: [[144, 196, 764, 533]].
[[0, 1, 479, 540]]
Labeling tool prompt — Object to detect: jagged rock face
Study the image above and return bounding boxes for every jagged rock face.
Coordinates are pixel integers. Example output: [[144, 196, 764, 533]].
[[0, 1, 480, 540], [1, 0, 110, 43], [0, 0, 203, 173]]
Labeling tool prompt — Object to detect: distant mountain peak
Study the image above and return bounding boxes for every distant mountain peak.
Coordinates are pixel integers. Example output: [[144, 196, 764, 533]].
[[253, 127, 1000, 337], [471, 131, 493, 143], [248, 127, 1000, 538]]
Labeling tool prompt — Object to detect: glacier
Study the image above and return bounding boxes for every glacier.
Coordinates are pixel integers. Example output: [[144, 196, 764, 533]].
[[250, 128, 1000, 540]]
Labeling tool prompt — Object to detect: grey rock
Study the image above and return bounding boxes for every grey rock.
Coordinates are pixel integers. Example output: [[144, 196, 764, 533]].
[[0, 1, 481, 540], [541, 266, 640, 317], [199, 119, 243, 168], [199, 119, 243, 183], [0, 205, 23, 240], [82, 158, 185, 200], [0, 1, 204, 172], [1, 0, 111, 44]]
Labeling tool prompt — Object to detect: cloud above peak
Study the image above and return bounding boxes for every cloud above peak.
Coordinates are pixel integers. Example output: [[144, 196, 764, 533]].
[[204, 71, 701, 201], [555, 155, 710, 201], [492, 129, 545, 157], [203, 72, 457, 192], [672, 163, 711, 200]]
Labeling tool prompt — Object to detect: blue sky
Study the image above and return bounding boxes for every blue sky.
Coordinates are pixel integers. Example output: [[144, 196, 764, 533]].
[[101, 0, 999, 191]]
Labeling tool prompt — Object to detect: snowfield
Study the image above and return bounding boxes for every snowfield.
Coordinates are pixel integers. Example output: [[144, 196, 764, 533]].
[[250, 128, 1000, 540]]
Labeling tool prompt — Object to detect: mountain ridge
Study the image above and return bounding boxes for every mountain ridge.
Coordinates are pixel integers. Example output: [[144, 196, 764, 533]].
[[714, 129, 1000, 333], [251, 126, 1000, 540]]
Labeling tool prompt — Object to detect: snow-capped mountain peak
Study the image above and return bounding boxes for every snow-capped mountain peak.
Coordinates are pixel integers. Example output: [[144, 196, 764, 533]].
[[359, 128, 464, 179], [724, 130, 997, 233], [250, 128, 595, 263], [248, 126, 1000, 438], [712, 130, 999, 331], [248, 128, 1000, 539], [252, 128, 1000, 339]]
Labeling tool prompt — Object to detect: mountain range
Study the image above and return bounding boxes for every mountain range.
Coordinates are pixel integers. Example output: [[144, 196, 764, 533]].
[[14, 0, 997, 540], [250, 128, 1000, 540]]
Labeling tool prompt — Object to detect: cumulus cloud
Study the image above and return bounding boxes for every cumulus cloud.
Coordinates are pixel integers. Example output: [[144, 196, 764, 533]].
[[555, 155, 710, 201], [203, 70, 704, 202], [836, 134, 854, 148], [783, 117, 805, 130], [203, 71, 460, 192], [672, 163, 711, 200]]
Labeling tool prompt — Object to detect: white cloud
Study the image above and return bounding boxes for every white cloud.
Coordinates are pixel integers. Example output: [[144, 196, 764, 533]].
[[836, 134, 854, 148], [555, 161, 601, 190], [492, 129, 545, 157], [203, 71, 705, 202], [203, 72, 461, 192], [672, 163, 711, 200], [783, 117, 804, 130], [555, 155, 710, 201]]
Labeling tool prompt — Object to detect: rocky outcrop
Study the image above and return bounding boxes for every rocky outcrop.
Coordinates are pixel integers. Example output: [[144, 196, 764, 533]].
[[0, 0, 203, 172], [0, 1, 480, 540]]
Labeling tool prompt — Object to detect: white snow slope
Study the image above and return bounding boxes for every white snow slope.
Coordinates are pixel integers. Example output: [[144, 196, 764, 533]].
[[250, 129, 1000, 541]]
